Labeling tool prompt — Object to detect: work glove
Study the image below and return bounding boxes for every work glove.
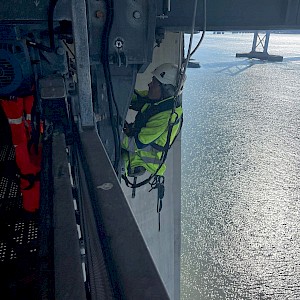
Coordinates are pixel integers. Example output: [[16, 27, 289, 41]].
[[123, 122, 137, 137]]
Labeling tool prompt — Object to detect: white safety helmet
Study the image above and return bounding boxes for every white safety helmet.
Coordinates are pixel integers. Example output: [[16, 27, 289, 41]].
[[152, 63, 186, 94]]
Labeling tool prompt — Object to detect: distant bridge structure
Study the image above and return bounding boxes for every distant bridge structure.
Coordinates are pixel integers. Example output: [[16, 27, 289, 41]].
[[236, 31, 284, 62]]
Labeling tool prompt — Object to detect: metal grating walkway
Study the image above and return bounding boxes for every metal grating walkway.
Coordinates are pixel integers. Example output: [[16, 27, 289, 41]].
[[0, 143, 39, 299]]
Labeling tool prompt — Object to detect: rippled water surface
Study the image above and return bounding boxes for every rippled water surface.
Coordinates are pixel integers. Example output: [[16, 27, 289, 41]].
[[181, 33, 300, 300]]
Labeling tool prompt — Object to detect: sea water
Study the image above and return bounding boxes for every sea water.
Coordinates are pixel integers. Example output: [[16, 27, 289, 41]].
[[181, 32, 300, 300]]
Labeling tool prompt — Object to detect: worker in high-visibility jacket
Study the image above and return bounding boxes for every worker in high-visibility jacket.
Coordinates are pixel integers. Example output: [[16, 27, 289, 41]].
[[122, 63, 186, 177]]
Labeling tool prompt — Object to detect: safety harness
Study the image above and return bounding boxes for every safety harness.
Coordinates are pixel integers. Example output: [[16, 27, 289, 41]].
[[122, 96, 183, 231], [123, 96, 182, 178]]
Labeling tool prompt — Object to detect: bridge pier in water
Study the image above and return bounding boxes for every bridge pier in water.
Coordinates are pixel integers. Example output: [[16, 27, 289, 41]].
[[236, 31, 283, 62]]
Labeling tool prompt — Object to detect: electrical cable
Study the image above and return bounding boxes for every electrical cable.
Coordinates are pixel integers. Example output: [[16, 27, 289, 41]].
[[101, 0, 121, 172], [179, 0, 199, 83], [189, 0, 207, 58], [190, 31, 205, 58]]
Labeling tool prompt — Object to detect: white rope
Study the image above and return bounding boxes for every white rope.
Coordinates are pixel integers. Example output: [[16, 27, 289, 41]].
[[175, 0, 199, 98]]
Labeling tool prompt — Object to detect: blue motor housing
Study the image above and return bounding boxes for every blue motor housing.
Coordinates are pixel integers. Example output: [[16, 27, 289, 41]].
[[0, 41, 33, 97]]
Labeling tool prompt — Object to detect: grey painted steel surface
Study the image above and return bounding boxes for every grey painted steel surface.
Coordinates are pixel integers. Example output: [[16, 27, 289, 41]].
[[79, 128, 170, 300], [71, 0, 94, 128], [122, 141, 181, 300], [77, 140, 116, 299], [108, 0, 157, 69], [79, 156, 119, 300], [172, 136, 182, 300], [121, 32, 183, 300], [39, 137, 55, 298], [53, 134, 86, 300], [1, 0, 300, 31], [92, 64, 139, 165], [158, 0, 300, 31]]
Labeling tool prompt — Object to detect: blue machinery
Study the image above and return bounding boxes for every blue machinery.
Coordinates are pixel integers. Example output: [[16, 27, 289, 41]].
[[1, 1, 300, 299]]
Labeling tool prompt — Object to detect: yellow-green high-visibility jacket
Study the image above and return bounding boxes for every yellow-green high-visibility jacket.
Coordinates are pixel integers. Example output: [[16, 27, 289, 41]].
[[122, 90, 183, 176]]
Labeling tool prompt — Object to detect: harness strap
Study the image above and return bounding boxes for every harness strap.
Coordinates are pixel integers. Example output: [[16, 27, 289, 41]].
[[134, 97, 178, 132], [150, 114, 182, 152], [122, 97, 183, 190], [140, 156, 162, 165], [20, 172, 41, 190]]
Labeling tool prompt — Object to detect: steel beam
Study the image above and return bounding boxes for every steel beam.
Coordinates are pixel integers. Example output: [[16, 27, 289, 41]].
[[78, 128, 170, 300], [1, 0, 300, 31], [53, 133, 86, 300], [71, 0, 94, 128], [157, 0, 300, 31]]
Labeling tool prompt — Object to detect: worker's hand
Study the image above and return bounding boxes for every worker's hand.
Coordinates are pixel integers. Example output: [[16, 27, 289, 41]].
[[123, 122, 132, 136], [123, 121, 129, 131], [123, 122, 136, 137], [130, 92, 148, 111]]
